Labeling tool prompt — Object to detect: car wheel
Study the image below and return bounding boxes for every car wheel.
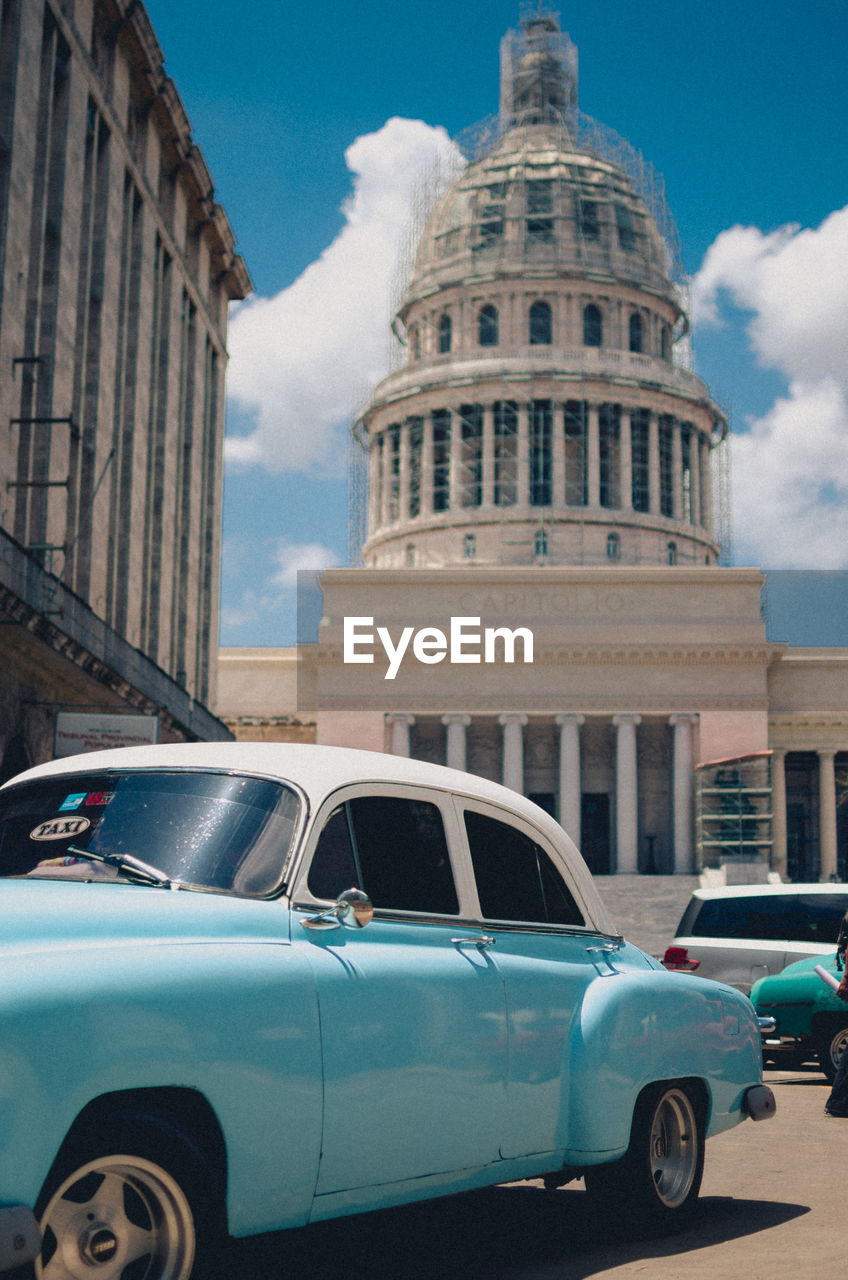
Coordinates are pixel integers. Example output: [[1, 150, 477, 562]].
[[584, 1083, 704, 1234], [818, 1024, 848, 1084], [35, 1117, 223, 1280]]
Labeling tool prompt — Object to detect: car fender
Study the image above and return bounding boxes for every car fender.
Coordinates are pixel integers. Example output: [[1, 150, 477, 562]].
[[563, 969, 762, 1161], [0, 940, 323, 1236]]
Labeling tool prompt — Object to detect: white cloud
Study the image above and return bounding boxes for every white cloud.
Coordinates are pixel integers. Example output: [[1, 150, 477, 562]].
[[692, 206, 848, 567], [271, 537, 337, 588], [225, 118, 463, 476]]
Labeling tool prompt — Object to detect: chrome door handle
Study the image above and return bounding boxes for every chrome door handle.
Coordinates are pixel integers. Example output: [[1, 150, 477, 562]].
[[452, 935, 495, 949]]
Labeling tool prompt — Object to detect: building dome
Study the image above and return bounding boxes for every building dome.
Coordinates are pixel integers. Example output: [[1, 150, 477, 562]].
[[358, 10, 727, 572]]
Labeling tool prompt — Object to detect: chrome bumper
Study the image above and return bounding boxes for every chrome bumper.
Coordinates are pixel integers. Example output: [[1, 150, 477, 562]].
[[744, 1083, 777, 1122]]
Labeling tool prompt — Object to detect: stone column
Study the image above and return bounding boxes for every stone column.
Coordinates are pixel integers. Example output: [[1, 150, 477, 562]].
[[368, 435, 382, 535], [771, 749, 788, 879], [688, 429, 701, 526], [442, 713, 471, 772], [398, 420, 410, 522], [499, 713, 528, 794], [386, 713, 415, 758], [620, 408, 633, 513], [449, 407, 463, 510], [587, 402, 600, 508], [613, 714, 641, 873], [819, 749, 838, 881], [648, 412, 660, 516], [481, 404, 495, 507], [556, 713, 584, 844], [669, 714, 697, 873], [421, 414, 434, 518], [700, 436, 713, 534], [552, 403, 566, 509], [671, 420, 683, 520], [516, 403, 530, 506]]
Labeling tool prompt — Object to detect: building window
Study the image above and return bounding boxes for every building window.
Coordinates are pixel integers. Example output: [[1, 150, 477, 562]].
[[494, 401, 518, 506], [409, 324, 420, 361], [464, 533, 476, 560], [615, 204, 636, 250], [478, 304, 498, 346], [529, 400, 552, 505], [529, 300, 552, 345], [661, 324, 671, 361], [630, 409, 650, 513], [564, 401, 587, 506], [606, 532, 620, 561], [583, 303, 602, 347], [534, 527, 548, 560], [459, 404, 483, 507], [438, 313, 452, 354], [406, 544, 416, 566], [577, 198, 600, 241], [432, 410, 451, 511], [629, 312, 643, 353], [599, 403, 621, 508], [659, 416, 674, 517], [387, 425, 401, 521], [681, 424, 692, 523], [407, 417, 423, 519], [667, 541, 678, 565]]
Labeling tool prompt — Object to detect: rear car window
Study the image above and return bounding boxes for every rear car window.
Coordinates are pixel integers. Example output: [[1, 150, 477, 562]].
[[464, 809, 584, 927], [680, 894, 848, 944], [0, 770, 300, 896]]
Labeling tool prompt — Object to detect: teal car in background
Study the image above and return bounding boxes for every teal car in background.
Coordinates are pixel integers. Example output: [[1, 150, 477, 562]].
[[752, 952, 848, 1081], [0, 743, 775, 1279]]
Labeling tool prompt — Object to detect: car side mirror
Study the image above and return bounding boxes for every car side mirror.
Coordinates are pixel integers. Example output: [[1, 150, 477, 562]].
[[301, 888, 374, 931]]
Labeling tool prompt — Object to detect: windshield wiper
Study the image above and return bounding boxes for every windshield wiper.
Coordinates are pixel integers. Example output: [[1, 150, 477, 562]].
[[66, 845, 175, 888]]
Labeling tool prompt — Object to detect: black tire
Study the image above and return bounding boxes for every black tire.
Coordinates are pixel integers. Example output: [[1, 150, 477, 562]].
[[34, 1113, 225, 1280], [584, 1082, 705, 1235], [817, 1023, 848, 1084]]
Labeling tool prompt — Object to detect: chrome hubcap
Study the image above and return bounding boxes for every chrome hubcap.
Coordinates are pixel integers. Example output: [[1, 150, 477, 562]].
[[648, 1089, 698, 1208], [37, 1154, 195, 1280]]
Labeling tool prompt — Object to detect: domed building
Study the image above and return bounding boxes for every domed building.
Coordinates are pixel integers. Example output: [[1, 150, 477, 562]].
[[219, 11, 848, 883], [361, 13, 725, 575]]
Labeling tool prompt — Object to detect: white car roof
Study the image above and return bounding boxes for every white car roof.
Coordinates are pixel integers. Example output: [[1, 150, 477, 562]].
[[692, 883, 848, 899], [4, 742, 616, 934]]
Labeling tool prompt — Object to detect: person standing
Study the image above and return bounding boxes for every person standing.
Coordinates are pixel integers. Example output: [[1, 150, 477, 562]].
[[825, 911, 848, 1117]]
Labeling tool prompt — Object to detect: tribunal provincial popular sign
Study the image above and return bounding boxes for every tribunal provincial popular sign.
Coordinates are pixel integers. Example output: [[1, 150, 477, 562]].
[[54, 712, 159, 758]]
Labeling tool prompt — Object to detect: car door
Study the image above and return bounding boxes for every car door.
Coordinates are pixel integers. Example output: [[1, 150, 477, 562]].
[[291, 785, 508, 1197], [458, 801, 607, 1160]]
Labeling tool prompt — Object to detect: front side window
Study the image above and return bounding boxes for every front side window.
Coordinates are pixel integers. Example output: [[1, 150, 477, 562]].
[[308, 795, 459, 915], [0, 771, 301, 896], [465, 810, 583, 926]]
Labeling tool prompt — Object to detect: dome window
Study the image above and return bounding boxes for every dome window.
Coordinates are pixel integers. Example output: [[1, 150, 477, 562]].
[[583, 304, 603, 348], [409, 324, 421, 361], [577, 198, 600, 241], [534, 527, 548, 560], [615, 204, 636, 250], [606, 532, 621, 561], [661, 324, 671, 361], [529, 300, 552, 345], [438, 313, 452, 354], [464, 533, 477, 560], [629, 312, 643, 353], [667, 541, 678, 566], [478, 304, 499, 347]]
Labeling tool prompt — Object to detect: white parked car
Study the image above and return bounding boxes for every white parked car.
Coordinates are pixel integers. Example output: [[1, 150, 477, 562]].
[[662, 883, 848, 994]]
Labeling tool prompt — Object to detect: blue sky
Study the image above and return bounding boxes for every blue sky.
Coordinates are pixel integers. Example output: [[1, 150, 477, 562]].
[[144, 0, 848, 647]]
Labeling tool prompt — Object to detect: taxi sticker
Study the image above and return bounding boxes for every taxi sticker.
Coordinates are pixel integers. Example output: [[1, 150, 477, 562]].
[[85, 791, 114, 807], [29, 817, 91, 842], [58, 793, 87, 812]]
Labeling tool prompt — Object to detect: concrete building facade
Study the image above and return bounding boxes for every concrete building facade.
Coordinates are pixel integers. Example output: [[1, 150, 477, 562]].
[[217, 11, 848, 881], [0, 0, 249, 774]]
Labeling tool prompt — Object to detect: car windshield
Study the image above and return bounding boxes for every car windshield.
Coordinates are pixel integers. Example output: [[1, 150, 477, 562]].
[[0, 769, 301, 896]]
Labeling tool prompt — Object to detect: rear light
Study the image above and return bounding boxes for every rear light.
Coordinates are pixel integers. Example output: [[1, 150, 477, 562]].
[[662, 945, 700, 971]]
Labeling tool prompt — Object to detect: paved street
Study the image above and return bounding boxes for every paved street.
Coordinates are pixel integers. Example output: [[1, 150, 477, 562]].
[[226, 1066, 847, 1278]]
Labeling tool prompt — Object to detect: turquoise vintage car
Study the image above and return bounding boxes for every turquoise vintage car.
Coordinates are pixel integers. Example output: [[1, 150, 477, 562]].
[[752, 952, 848, 1081], [0, 743, 774, 1279]]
